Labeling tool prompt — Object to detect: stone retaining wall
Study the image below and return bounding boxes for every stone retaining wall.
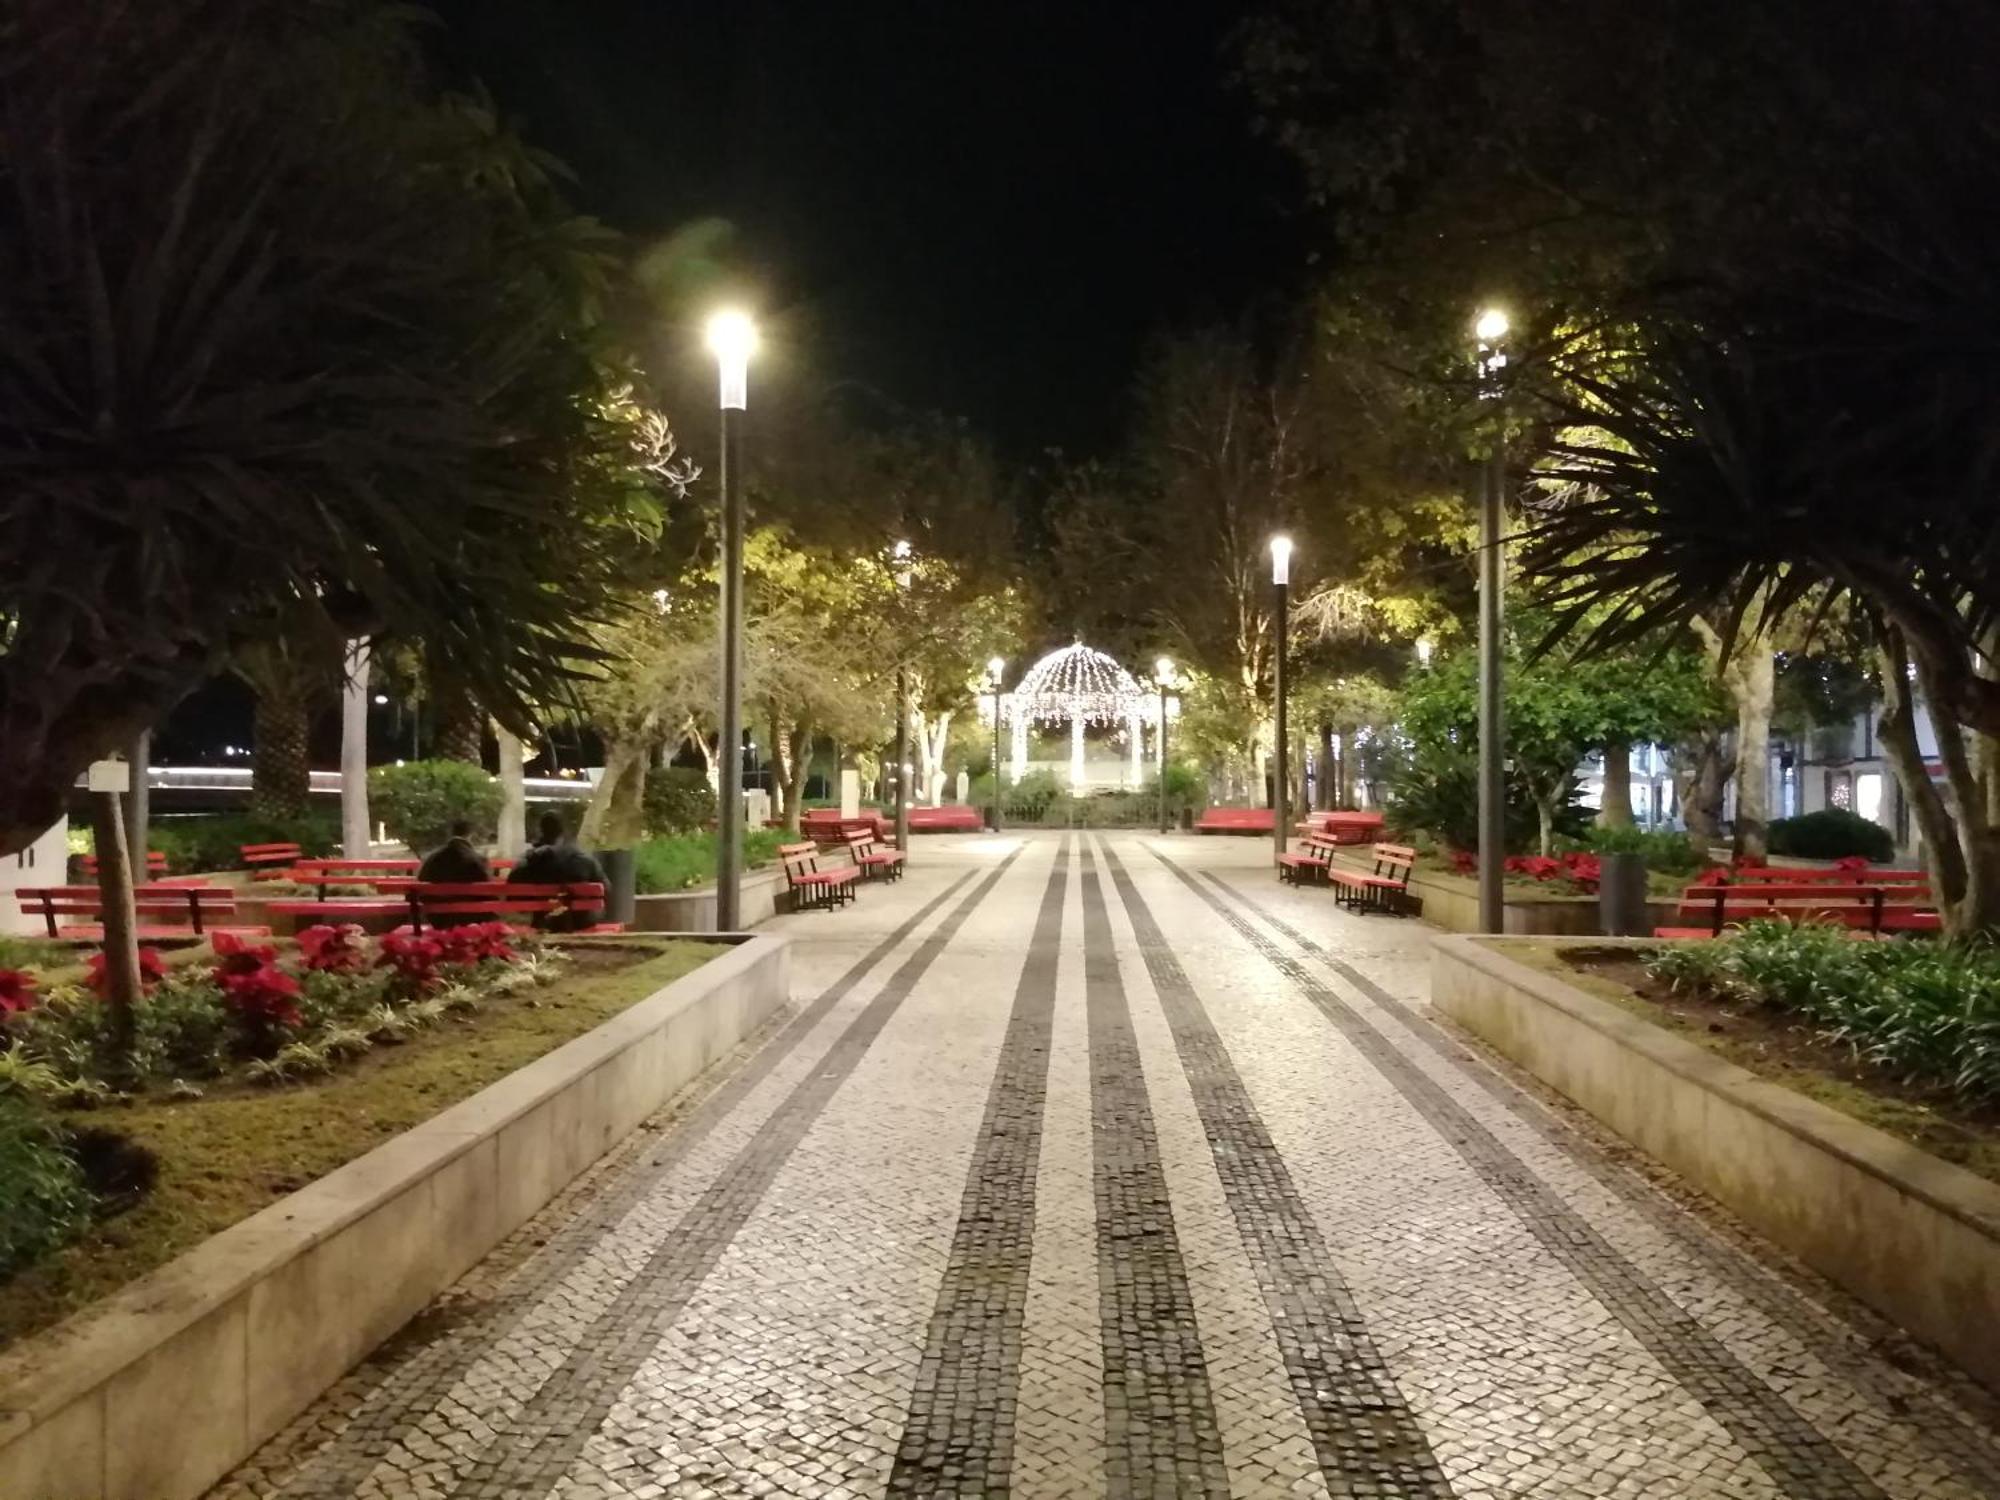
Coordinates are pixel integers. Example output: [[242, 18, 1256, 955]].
[[0, 935, 790, 1500], [1431, 934, 2000, 1393]]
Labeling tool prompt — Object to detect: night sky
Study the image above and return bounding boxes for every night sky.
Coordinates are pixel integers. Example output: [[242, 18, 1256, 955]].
[[425, 0, 1301, 457]]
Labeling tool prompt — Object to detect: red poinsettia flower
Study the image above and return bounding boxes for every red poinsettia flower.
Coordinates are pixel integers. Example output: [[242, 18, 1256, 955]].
[[295, 924, 371, 974], [221, 962, 303, 1034], [1447, 849, 1478, 876], [378, 932, 446, 992], [210, 929, 281, 978], [86, 947, 165, 999], [0, 969, 38, 1018], [432, 921, 516, 967]]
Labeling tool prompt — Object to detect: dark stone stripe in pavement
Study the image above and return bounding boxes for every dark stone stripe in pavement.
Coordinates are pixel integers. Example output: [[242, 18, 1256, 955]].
[[1161, 851, 1889, 1500], [1203, 870, 2000, 1498], [278, 867, 985, 1499], [443, 851, 1025, 1500], [885, 837, 1071, 1497], [1096, 840, 1456, 1499], [1077, 841, 1230, 1498]]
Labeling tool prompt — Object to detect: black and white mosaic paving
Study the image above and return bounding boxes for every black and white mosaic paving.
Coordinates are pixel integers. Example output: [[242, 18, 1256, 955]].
[[217, 831, 2000, 1500]]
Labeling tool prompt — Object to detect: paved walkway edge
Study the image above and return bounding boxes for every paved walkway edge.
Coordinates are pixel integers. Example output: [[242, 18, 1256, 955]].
[[0, 935, 791, 1500], [1432, 933, 2000, 1399]]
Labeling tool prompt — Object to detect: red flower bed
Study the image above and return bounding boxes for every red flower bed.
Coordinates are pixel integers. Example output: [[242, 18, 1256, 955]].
[[1502, 850, 1602, 893], [86, 947, 164, 999], [0, 968, 37, 1018], [296, 923, 371, 974]]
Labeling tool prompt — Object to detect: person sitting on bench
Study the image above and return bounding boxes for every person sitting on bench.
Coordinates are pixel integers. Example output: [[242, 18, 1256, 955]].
[[508, 812, 607, 931], [418, 820, 492, 926]]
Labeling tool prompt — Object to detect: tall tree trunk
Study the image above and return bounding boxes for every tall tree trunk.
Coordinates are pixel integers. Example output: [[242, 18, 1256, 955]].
[[251, 680, 312, 821], [1878, 635, 1966, 910], [917, 709, 953, 805], [91, 791, 141, 1085], [495, 721, 527, 859], [1730, 648, 1775, 859], [340, 640, 372, 858], [783, 726, 812, 833], [1600, 740, 1634, 828], [1317, 724, 1336, 810], [1674, 727, 1729, 851], [580, 738, 646, 849], [1917, 650, 2000, 937], [122, 729, 151, 864], [433, 682, 483, 765]]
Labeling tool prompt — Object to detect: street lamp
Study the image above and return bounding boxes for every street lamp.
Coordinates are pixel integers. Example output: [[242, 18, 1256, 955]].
[[892, 539, 912, 856], [1415, 638, 1434, 669], [1475, 306, 1508, 934], [707, 308, 757, 930], [1270, 534, 1294, 862], [1155, 656, 1175, 835], [986, 656, 1006, 831]]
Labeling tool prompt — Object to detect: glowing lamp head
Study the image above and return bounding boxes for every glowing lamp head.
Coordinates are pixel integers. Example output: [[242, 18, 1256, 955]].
[[1416, 637, 1434, 666], [1474, 307, 1510, 344], [1269, 533, 1294, 586], [1155, 655, 1173, 685], [987, 655, 1005, 682], [705, 309, 757, 409]]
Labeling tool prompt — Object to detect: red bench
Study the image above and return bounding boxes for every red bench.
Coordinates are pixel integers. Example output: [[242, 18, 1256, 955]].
[[241, 841, 304, 878], [780, 841, 860, 911], [905, 805, 983, 833], [404, 881, 617, 935], [805, 812, 895, 847], [1725, 866, 1927, 885], [18, 884, 266, 941], [80, 851, 169, 880], [1277, 832, 1343, 886], [1297, 810, 1386, 845], [1329, 843, 1417, 914], [1194, 807, 1276, 835], [289, 857, 514, 899], [1656, 881, 1938, 940], [842, 829, 906, 882]]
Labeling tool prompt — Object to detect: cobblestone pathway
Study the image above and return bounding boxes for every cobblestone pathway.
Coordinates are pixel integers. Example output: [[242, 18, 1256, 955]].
[[218, 832, 2000, 1500]]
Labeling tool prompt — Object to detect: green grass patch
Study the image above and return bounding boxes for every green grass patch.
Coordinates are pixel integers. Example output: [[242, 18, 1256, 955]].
[[0, 939, 714, 1349], [634, 830, 786, 894]]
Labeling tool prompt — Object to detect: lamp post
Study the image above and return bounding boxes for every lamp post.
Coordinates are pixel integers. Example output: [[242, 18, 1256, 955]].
[[1416, 637, 1434, 669], [893, 540, 912, 856], [1155, 656, 1174, 835], [707, 309, 757, 931], [1270, 535, 1293, 861], [987, 656, 1005, 831], [1475, 307, 1509, 934]]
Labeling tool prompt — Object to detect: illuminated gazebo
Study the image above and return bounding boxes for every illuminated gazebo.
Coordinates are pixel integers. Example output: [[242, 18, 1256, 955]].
[[992, 641, 1156, 791]]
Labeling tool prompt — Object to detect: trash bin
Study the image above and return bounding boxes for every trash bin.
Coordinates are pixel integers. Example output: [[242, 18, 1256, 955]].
[[1597, 852, 1648, 936], [599, 847, 637, 926]]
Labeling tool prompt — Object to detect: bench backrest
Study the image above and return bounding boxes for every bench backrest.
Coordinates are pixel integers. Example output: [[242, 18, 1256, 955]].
[[1372, 843, 1416, 875], [1674, 882, 1930, 935], [1727, 866, 1926, 885], [241, 842, 303, 867], [80, 851, 168, 877], [780, 841, 823, 874], [406, 881, 605, 927], [19, 884, 235, 936], [296, 858, 419, 877]]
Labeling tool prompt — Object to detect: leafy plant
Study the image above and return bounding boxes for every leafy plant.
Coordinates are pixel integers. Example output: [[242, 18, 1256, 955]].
[[1766, 809, 1896, 863], [0, 1089, 92, 1278], [642, 767, 717, 837], [139, 811, 339, 875], [1385, 741, 1570, 852], [370, 760, 504, 854], [1584, 824, 1705, 876], [633, 830, 786, 894]]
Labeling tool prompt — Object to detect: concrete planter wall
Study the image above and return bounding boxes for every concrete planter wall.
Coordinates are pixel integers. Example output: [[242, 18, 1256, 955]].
[[630, 865, 786, 933], [0, 935, 790, 1500], [1331, 857, 1676, 936], [1432, 934, 2000, 1393]]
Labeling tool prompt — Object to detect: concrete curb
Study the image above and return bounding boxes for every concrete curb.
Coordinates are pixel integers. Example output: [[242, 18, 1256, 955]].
[[631, 866, 786, 932], [0, 934, 791, 1500], [1431, 933, 2000, 1394], [1330, 855, 1677, 935]]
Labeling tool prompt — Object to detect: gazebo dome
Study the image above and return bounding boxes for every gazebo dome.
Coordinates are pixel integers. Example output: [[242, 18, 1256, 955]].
[[1011, 642, 1146, 726]]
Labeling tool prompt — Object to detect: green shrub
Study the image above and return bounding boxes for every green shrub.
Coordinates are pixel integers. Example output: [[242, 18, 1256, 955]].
[[1583, 824, 1704, 875], [1649, 921, 2000, 1104], [1386, 743, 1574, 852], [0, 1089, 92, 1279], [1004, 769, 1064, 821], [130, 811, 339, 874], [369, 760, 503, 854], [633, 830, 787, 894], [1767, 808, 1896, 863], [643, 766, 716, 836]]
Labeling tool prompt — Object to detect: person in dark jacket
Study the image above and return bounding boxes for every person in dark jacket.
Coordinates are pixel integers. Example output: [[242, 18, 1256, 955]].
[[418, 820, 491, 885], [509, 812, 607, 930], [417, 820, 492, 928]]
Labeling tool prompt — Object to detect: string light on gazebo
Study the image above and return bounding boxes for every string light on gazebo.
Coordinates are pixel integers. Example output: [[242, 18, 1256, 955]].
[[988, 642, 1156, 790]]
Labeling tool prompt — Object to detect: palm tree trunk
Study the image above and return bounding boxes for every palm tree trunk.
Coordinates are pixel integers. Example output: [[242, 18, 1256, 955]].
[[122, 730, 151, 862], [495, 721, 527, 860], [251, 681, 312, 821], [1730, 650, 1775, 859], [1600, 740, 1634, 827], [91, 792, 141, 1084], [341, 640, 372, 857]]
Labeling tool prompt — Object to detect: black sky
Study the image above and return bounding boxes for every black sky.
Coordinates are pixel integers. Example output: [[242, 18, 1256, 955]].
[[425, 1, 1300, 457]]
